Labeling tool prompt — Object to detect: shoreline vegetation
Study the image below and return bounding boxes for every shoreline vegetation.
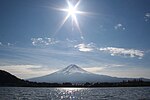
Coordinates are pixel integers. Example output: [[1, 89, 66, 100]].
[[0, 70, 150, 87], [1, 80, 150, 87]]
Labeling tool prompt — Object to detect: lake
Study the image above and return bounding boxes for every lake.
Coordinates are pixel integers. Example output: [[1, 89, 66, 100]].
[[0, 87, 150, 100]]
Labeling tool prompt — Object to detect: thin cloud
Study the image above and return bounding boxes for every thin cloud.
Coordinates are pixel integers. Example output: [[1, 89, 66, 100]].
[[144, 12, 150, 22], [7, 43, 13, 46], [66, 38, 77, 43], [0, 64, 57, 79], [0, 42, 14, 46], [99, 47, 144, 59], [84, 67, 104, 73], [74, 42, 145, 59], [74, 43, 95, 52], [83, 64, 124, 73], [0, 42, 3, 46], [31, 37, 59, 46], [114, 23, 125, 30]]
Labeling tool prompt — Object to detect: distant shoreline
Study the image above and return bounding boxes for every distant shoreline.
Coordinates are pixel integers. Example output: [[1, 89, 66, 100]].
[[1, 80, 150, 88], [1, 86, 150, 88]]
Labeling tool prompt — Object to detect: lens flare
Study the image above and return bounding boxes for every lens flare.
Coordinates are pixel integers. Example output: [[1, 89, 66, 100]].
[[54, 0, 88, 34]]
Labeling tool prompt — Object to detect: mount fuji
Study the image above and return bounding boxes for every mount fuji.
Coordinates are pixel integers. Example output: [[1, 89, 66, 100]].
[[29, 64, 149, 83]]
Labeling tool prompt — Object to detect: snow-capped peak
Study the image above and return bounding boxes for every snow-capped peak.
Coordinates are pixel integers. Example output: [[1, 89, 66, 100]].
[[57, 64, 89, 75]]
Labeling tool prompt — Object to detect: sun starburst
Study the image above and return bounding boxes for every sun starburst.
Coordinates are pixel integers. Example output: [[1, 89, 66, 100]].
[[55, 0, 88, 34]]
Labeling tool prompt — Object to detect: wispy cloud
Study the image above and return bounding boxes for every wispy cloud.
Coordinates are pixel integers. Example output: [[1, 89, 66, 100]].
[[99, 66, 150, 78], [7, 43, 13, 46], [0, 42, 3, 46], [83, 64, 124, 73], [144, 12, 150, 22], [84, 64, 150, 78], [99, 47, 144, 59], [66, 38, 77, 43], [0, 42, 14, 47], [74, 43, 95, 52], [0, 64, 58, 79], [31, 37, 59, 46], [73, 42, 145, 59], [114, 23, 125, 30], [84, 67, 104, 73]]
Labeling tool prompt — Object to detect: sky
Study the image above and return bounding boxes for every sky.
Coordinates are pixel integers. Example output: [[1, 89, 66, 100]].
[[0, 0, 150, 79]]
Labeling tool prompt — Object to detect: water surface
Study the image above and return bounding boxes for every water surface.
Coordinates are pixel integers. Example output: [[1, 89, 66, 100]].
[[0, 87, 150, 100]]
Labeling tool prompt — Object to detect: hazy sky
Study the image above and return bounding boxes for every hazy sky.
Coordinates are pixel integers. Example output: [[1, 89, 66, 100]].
[[0, 0, 150, 79]]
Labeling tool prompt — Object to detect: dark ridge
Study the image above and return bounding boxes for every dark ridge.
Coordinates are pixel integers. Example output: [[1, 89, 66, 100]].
[[0, 70, 26, 86]]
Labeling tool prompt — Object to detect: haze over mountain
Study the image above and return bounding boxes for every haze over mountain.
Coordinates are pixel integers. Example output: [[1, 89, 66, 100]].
[[29, 64, 149, 83], [0, 70, 27, 86]]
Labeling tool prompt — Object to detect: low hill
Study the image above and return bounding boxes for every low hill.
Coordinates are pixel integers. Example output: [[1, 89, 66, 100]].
[[0, 70, 26, 86]]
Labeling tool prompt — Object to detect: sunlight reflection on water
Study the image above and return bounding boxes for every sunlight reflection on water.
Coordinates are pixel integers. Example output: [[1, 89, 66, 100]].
[[56, 88, 84, 99], [59, 87, 83, 91], [0, 87, 150, 100]]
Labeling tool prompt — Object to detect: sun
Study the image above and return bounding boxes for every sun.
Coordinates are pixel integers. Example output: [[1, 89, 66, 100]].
[[68, 4, 77, 17], [54, 0, 87, 34]]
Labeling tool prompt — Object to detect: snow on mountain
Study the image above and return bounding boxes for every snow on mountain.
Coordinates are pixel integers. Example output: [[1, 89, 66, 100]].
[[29, 64, 146, 83], [56, 64, 90, 75]]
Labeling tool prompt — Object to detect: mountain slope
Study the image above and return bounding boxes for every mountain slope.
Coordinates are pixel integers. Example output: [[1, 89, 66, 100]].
[[29, 64, 137, 83], [0, 70, 26, 86]]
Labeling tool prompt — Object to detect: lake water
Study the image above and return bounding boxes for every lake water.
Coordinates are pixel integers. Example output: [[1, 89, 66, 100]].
[[0, 87, 150, 100]]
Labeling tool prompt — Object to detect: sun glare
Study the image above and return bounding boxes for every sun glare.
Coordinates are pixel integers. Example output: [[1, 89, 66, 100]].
[[68, 5, 76, 17], [54, 0, 87, 34], [52, 0, 93, 38], [60, 88, 83, 91]]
